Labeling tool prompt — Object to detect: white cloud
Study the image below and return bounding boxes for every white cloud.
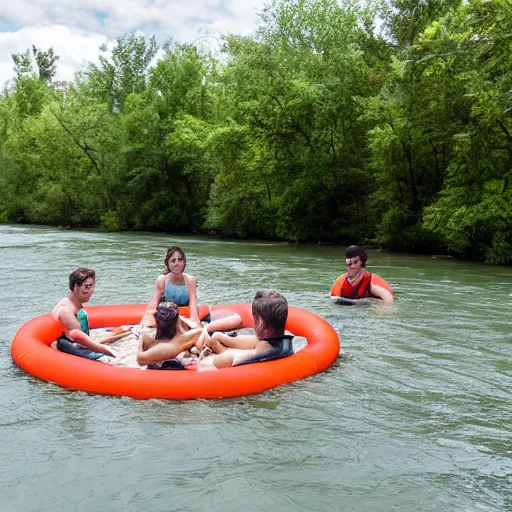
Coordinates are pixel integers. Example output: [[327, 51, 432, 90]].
[[0, 0, 267, 85], [0, 28, 101, 86], [0, 25, 108, 86]]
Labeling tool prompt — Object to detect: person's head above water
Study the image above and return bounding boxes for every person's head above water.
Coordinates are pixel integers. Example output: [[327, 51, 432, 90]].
[[163, 246, 186, 274], [345, 245, 367, 267], [345, 245, 367, 278], [252, 290, 288, 338], [69, 267, 96, 291], [68, 268, 96, 304], [154, 301, 180, 340]]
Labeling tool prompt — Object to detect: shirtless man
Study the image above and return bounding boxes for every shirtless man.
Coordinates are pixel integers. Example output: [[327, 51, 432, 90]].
[[52, 267, 115, 358], [198, 290, 293, 369]]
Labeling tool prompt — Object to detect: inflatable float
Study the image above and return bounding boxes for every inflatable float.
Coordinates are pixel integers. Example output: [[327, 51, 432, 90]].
[[330, 273, 393, 306], [11, 303, 339, 400], [331, 296, 376, 306]]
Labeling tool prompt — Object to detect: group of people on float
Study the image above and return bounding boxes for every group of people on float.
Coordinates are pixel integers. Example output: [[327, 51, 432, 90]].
[[52, 243, 392, 370], [52, 246, 292, 369]]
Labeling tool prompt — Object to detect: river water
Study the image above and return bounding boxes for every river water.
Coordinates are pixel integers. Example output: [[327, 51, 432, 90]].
[[0, 225, 510, 512]]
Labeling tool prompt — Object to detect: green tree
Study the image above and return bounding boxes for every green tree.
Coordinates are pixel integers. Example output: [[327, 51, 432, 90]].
[[80, 34, 158, 112], [365, 0, 465, 249], [112, 43, 216, 231], [206, 0, 386, 241], [12, 45, 60, 83], [423, 0, 512, 263]]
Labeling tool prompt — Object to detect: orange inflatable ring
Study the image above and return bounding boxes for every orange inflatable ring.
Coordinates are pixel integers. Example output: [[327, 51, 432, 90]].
[[330, 272, 393, 304], [11, 303, 340, 400]]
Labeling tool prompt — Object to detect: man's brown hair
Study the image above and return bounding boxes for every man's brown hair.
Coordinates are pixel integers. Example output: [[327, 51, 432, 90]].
[[252, 290, 288, 334], [69, 267, 96, 290]]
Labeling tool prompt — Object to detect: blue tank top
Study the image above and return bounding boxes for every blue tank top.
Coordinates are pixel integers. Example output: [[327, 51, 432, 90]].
[[164, 282, 189, 306]]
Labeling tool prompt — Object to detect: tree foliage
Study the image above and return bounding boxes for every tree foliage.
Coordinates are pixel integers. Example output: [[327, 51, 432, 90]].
[[0, 2, 510, 263], [12, 45, 60, 83]]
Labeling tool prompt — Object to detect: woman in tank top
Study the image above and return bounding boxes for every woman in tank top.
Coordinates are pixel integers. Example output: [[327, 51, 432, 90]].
[[143, 246, 241, 344]]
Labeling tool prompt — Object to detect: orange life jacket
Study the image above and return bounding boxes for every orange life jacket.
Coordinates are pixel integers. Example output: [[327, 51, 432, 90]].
[[330, 271, 373, 299]]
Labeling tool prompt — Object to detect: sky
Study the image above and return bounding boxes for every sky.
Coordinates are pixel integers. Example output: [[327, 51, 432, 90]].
[[0, 0, 267, 87]]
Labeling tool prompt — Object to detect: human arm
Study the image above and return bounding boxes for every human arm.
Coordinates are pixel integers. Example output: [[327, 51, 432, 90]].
[[207, 332, 258, 353], [184, 274, 201, 327], [143, 275, 166, 327], [370, 284, 395, 304], [57, 307, 115, 356], [136, 328, 203, 366]]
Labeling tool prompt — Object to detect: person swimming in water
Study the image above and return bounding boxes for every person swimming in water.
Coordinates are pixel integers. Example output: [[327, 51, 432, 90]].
[[330, 245, 395, 303], [52, 267, 115, 359], [143, 246, 242, 342]]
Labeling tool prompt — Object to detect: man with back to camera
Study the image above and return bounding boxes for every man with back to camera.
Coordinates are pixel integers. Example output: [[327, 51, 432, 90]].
[[197, 290, 294, 369]]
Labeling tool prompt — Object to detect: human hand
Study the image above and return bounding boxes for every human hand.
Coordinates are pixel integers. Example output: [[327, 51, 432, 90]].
[[142, 313, 157, 328], [195, 326, 211, 350], [104, 346, 116, 357]]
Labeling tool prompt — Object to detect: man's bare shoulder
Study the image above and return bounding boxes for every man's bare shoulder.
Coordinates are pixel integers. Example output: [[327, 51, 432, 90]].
[[52, 297, 78, 319]]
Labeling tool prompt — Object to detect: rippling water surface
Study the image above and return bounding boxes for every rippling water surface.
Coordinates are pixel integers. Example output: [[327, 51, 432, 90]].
[[1, 225, 511, 511]]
